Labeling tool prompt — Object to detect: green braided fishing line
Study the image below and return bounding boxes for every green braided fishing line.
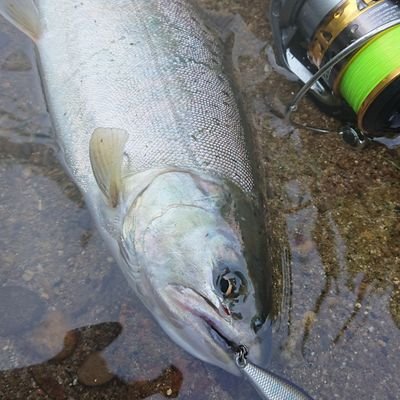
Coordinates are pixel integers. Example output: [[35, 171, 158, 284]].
[[339, 25, 400, 113]]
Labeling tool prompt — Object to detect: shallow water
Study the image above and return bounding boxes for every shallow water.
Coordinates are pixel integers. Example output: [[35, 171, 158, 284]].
[[1, 1, 400, 399]]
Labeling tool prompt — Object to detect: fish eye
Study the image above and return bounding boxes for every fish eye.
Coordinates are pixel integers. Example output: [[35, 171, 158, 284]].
[[219, 276, 232, 296], [217, 270, 246, 299]]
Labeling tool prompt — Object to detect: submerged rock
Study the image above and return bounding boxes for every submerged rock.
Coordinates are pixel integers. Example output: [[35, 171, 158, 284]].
[[77, 352, 115, 386], [0, 285, 46, 337], [1, 50, 32, 71], [27, 310, 80, 361]]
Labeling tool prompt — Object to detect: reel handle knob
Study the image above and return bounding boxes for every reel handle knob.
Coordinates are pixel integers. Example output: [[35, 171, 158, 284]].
[[339, 125, 369, 148]]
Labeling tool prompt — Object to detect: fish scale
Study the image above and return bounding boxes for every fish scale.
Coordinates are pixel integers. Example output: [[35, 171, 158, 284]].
[[36, 0, 254, 195]]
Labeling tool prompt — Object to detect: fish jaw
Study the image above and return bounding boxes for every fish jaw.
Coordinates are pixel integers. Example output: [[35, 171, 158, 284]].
[[162, 284, 240, 375], [162, 284, 272, 375], [119, 170, 272, 375]]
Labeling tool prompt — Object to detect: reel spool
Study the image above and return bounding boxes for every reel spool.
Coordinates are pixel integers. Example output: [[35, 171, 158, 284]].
[[270, 0, 400, 142]]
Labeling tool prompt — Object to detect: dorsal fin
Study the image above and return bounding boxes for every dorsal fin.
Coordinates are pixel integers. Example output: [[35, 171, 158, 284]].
[[0, 1, 42, 40], [89, 128, 129, 207]]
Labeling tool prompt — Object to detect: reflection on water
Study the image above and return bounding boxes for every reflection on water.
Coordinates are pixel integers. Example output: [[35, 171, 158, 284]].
[[1, 0, 400, 399]]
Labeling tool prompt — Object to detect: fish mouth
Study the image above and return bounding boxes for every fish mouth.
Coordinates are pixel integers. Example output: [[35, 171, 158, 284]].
[[186, 288, 239, 352], [164, 284, 270, 375], [201, 311, 238, 353], [166, 284, 239, 353]]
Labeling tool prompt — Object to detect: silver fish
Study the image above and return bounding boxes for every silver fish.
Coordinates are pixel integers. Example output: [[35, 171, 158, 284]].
[[0, 0, 272, 377]]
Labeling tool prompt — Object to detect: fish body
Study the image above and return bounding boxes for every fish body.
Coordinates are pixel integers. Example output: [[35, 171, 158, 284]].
[[0, 0, 272, 376], [37, 0, 254, 195]]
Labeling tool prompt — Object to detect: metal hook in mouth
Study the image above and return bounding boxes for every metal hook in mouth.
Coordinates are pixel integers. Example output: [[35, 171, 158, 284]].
[[235, 344, 249, 368]]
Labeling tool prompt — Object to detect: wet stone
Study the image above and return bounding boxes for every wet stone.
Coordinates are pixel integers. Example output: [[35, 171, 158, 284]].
[[127, 365, 183, 399], [31, 368, 67, 400], [27, 311, 79, 361], [52, 329, 80, 362], [77, 351, 115, 386], [1, 50, 32, 71], [0, 285, 46, 337]]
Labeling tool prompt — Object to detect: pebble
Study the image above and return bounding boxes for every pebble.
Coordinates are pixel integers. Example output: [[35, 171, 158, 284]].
[[22, 270, 35, 282], [77, 352, 115, 386], [27, 310, 79, 361], [303, 310, 317, 326], [1, 50, 32, 71], [31, 368, 67, 400], [127, 365, 183, 398]]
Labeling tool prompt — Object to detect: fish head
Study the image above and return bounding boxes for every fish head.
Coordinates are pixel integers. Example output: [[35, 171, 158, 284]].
[[120, 172, 272, 375]]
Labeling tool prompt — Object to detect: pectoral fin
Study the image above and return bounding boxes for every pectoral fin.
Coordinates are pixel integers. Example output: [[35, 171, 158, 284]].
[[89, 128, 128, 207], [0, 0, 42, 40]]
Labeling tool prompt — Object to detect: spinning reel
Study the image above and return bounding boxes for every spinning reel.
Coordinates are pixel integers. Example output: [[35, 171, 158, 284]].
[[270, 0, 400, 146]]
